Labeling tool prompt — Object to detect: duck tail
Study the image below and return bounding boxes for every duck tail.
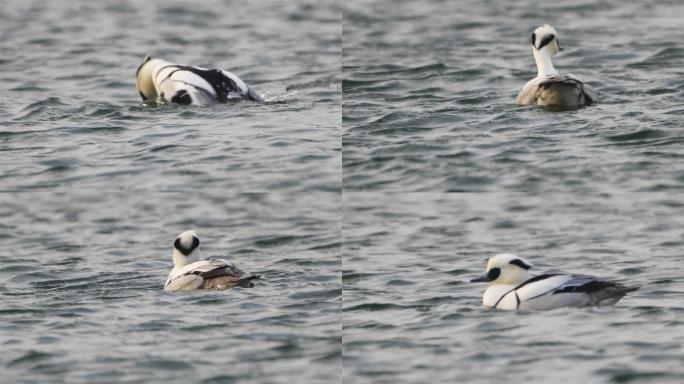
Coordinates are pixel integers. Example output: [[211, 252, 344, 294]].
[[597, 283, 639, 306], [238, 274, 262, 288]]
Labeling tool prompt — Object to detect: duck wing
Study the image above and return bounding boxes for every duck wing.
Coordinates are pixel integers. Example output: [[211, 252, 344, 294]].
[[517, 274, 638, 310], [175, 66, 262, 102], [551, 275, 639, 306], [165, 259, 260, 291], [517, 74, 596, 107], [154, 64, 218, 105]]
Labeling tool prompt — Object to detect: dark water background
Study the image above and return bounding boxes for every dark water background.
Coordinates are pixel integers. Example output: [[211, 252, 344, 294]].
[[1, 0, 341, 193], [343, 193, 684, 383], [343, 0, 684, 192]]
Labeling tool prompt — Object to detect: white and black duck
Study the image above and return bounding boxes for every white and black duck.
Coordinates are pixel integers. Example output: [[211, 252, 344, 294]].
[[516, 24, 596, 108], [471, 253, 638, 310], [136, 56, 263, 106], [164, 230, 260, 291]]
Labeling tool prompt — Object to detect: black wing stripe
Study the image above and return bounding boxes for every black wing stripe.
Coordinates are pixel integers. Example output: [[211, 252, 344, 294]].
[[552, 280, 615, 295], [154, 65, 181, 83], [168, 66, 238, 102], [514, 274, 562, 290], [171, 80, 215, 98], [191, 264, 245, 280], [538, 34, 555, 50]]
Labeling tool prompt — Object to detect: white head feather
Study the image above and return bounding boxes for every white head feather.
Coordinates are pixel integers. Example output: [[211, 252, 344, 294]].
[[472, 253, 533, 285], [135, 55, 170, 102], [172, 229, 202, 269], [529, 25, 562, 76]]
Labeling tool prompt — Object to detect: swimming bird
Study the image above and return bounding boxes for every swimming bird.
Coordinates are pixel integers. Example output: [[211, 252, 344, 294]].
[[516, 24, 596, 108], [164, 230, 260, 291], [470, 253, 638, 310], [136, 56, 263, 106]]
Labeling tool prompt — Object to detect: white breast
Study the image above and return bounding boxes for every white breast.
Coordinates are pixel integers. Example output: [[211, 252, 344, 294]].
[[515, 275, 574, 301], [483, 284, 517, 309]]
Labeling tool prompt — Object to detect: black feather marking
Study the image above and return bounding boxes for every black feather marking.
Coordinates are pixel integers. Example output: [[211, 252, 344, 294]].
[[154, 65, 180, 82], [139, 91, 147, 101], [136, 55, 152, 76], [192, 266, 238, 280], [173, 235, 200, 255], [237, 274, 260, 288], [509, 259, 532, 270], [538, 34, 555, 50], [487, 267, 501, 281], [170, 80, 214, 99], [531, 32, 537, 48], [514, 274, 562, 290], [553, 280, 615, 294], [170, 89, 192, 105], [175, 66, 241, 103]]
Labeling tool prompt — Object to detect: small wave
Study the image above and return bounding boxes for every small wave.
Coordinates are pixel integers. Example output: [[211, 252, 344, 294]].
[[606, 129, 669, 143], [627, 47, 684, 68], [286, 76, 340, 91], [7, 351, 55, 367]]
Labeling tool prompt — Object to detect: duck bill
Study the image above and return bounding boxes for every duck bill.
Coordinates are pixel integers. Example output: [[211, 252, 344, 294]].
[[470, 275, 489, 283]]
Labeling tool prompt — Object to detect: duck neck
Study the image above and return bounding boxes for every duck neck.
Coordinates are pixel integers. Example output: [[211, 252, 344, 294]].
[[533, 47, 558, 77]]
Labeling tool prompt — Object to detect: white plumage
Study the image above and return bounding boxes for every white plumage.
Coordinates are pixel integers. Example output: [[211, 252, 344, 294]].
[[164, 230, 259, 291], [516, 25, 596, 108], [136, 56, 263, 106], [471, 254, 638, 310]]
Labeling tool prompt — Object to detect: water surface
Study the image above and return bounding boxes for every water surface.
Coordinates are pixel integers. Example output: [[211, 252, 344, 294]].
[[0, 1, 341, 382], [343, 0, 684, 191], [1, 192, 341, 383], [1, 0, 341, 193], [343, 192, 684, 383]]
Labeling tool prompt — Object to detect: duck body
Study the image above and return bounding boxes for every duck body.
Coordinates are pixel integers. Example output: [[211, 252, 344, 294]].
[[516, 24, 596, 109], [472, 254, 638, 311], [482, 273, 638, 310], [136, 56, 263, 106], [165, 258, 259, 291], [164, 230, 260, 291]]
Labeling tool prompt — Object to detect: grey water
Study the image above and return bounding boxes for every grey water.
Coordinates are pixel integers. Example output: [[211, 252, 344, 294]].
[[3, 0, 684, 383], [343, 193, 684, 383], [1, 0, 341, 193], [1, 1, 341, 383], [1, 192, 341, 383], [343, 0, 684, 192]]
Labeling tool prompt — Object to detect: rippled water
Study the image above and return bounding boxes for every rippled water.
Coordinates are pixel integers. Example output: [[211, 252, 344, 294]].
[[1, 1, 341, 383], [1, 0, 341, 193], [343, 193, 684, 383], [343, 0, 684, 191], [1, 192, 341, 383], [3, 0, 684, 383]]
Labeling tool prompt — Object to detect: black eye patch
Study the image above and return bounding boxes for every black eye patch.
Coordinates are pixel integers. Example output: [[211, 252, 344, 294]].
[[173, 237, 183, 251], [174, 236, 200, 255], [537, 34, 555, 50], [487, 267, 501, 281], [509, 259, 532, 270], [531, 32, 536, 47]]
